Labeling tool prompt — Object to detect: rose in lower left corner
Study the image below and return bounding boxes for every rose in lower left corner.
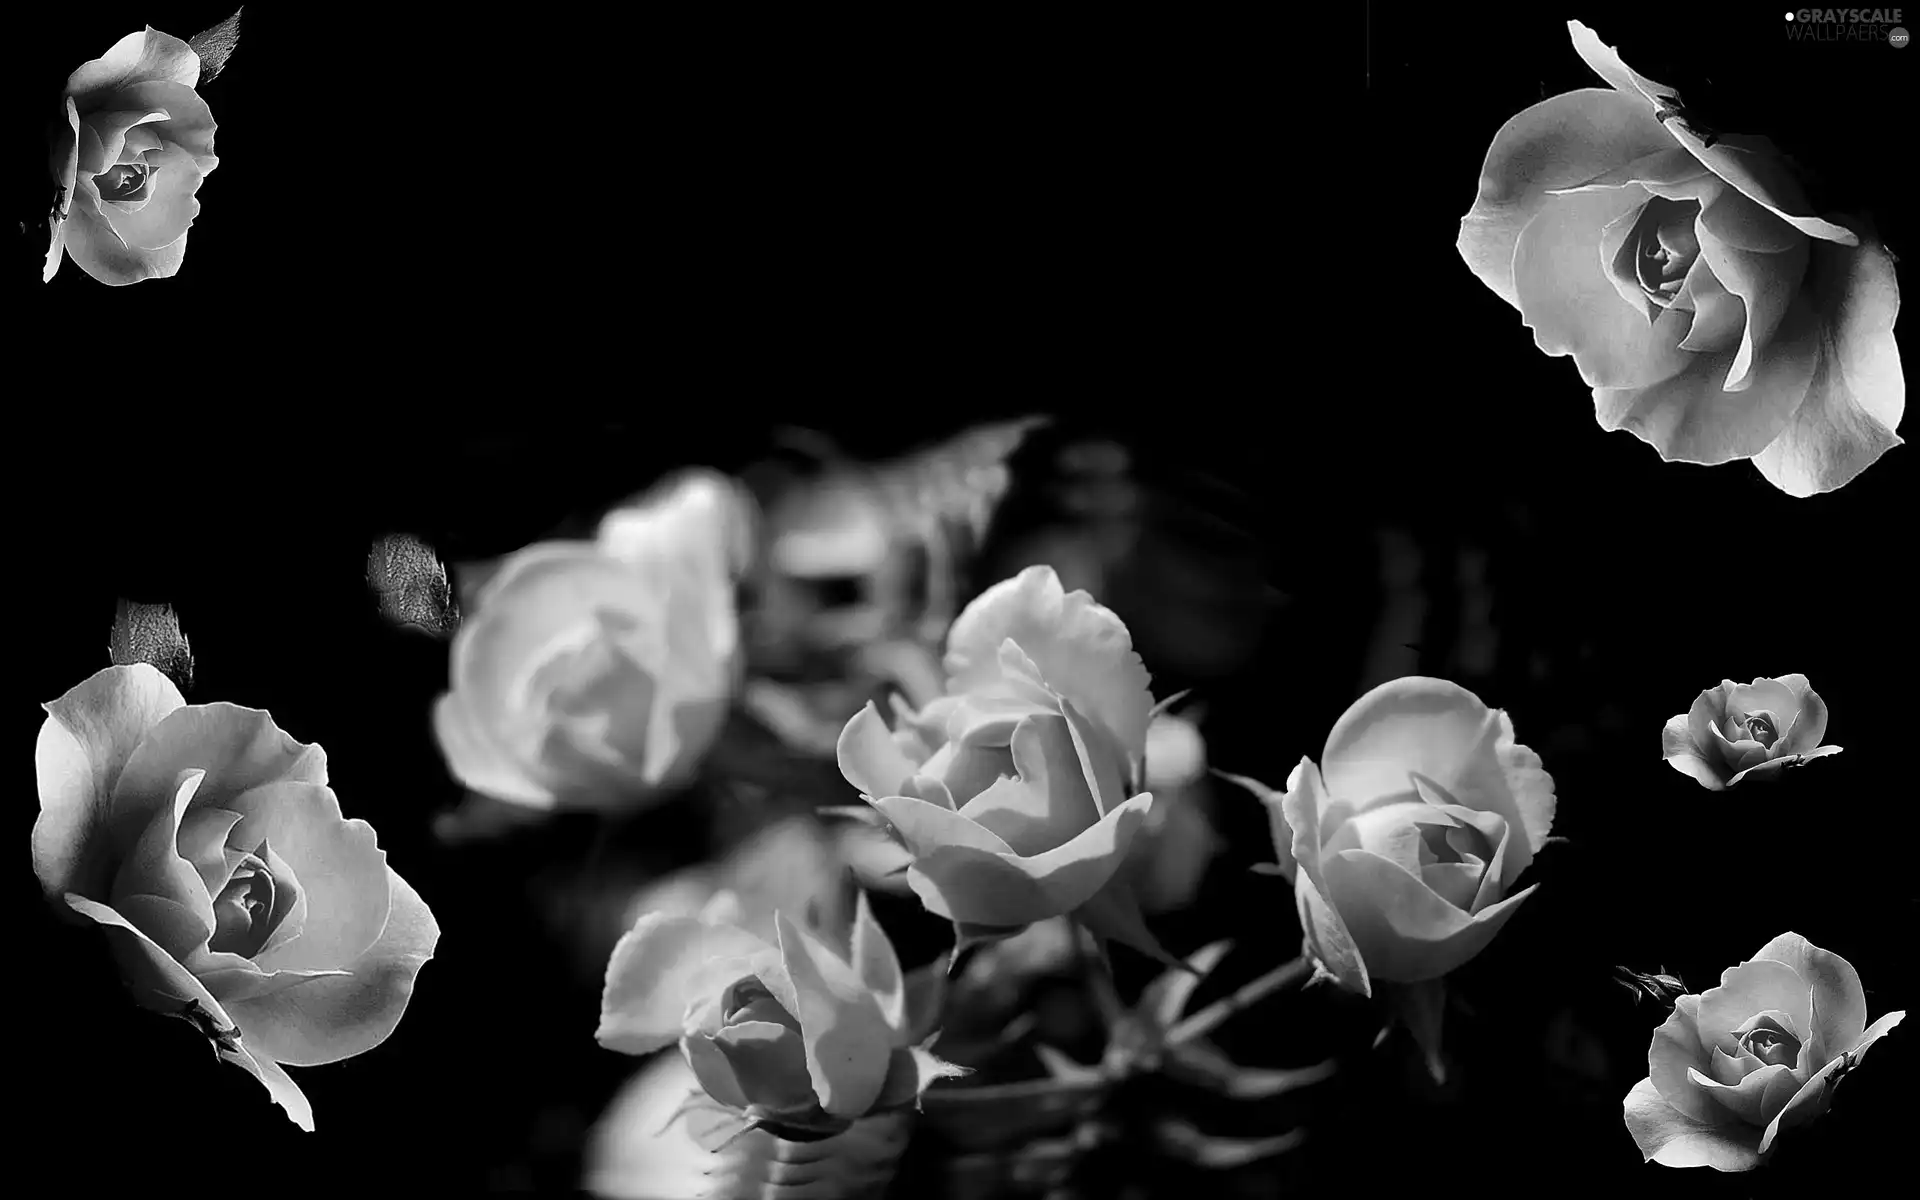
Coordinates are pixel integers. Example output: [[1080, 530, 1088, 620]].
[[46, 25, 222, 285], [33, 665, 440, 1131], [597, 891, 961, 1148]]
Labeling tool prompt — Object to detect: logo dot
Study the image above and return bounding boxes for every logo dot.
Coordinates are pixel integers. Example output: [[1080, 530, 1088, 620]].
[[1785, 10, 1794, 18]]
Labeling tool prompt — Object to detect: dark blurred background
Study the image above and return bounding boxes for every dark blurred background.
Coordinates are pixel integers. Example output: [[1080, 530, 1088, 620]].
[[12, 3, 1911, 1197]]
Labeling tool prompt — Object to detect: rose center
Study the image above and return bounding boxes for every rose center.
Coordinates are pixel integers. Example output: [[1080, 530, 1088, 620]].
[[94, 163, 149, 202], [1624, 197, 1703, 309], [210, 852, 277, 956], [1737, 1023, 1800, 1069], [719, 975, 801, 1034], [1741, 711, 1778, 749]]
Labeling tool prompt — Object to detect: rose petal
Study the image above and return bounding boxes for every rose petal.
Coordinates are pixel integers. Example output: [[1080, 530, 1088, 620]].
[[1320, 849, 1537, 983], [1662, 713, 1726, 789], [1593, 294, 1820, 465], [774, 913, 893, 1118], [1457, 87, 1676, 308], [1622, 1076, 1765, 1170], [108, 703, 327, 858], [598, 916, 778, 1055], [683, 1033, 752, 1109], [869, 795, 1016, 858], [230, 783, 391, 974], [712, 1020, 817, 1113], [1513, 187, 1693, 389], [432, 691, 554, 809], [1279, 759, 1369, 996], [110, 769, 215, 944], [1769, 678, 1831, 758], [35, 665, 186, 898], [195, 964, 352, 1006], [1749, 933, 1865, 1067], [175, 805, 246, 897], [65, 893, 233, 1024], [893, 794, 1154, 927], [58, 186, 190, 285], [1317, 677, 1548, 882], [1061, 696, 1130, 817], [76, 109, 168, 176], [941, 566, 1154, 760], [224, 869, 439, 1066], [1690, 215, 1809, 391], [849, 890, 905, 1036], [1752, 235, 1904, 496], [89, 79, 216, 161], [955, 715, 1101, 857], [1686, 1062, 1800, 1126], [1698, 186, 1802, 255], [1698, 959, 1812, 1057], [1672, 130, 1861, 247], [113, 892, 212, 966], [1673, 258, 1745, 355], [1726, 677, 1802, 733], [65, 27, 203, 97], [1648, 994, 1740, 1125], [90, 141, 207, 253]]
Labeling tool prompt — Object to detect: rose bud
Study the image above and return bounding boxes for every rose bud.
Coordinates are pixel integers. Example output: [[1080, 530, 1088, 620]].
[[1623, 933, 1903, 1170], [1661, 674, 1841, 790], [597, 891, 962, 1147]]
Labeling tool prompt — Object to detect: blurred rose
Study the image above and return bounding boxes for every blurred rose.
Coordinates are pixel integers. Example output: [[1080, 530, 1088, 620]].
[[1125, 712, 1221, 915], [1623, 933, 1903, 1170], [1661, 674, 1841, 790], [1458, 22, 1903, 496], [836, 566, 1174, 959], [45, 25, 221, 285], [1248, 677, 1556, 994], [34, 666, 440, 1130], [434, 472, 749, 811], [597, 893, 960, 1144]]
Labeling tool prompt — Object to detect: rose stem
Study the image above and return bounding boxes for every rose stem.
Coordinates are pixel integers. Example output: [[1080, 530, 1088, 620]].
[[1164, 955, 1313, 1047]]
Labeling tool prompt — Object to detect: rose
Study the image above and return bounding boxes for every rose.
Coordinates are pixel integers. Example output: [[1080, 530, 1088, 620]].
[[1457, 21, 1903, 497], [1247, 677, 1556, 994], [1623, 933, 1904, 1170], [1661, 673, 1841, 790], [434, 471, 749, 811], [835, 565, 1171, 958], [45, 26, 221, 286], [33, 665, 440, 1131], [597, 891, 960, 1147]]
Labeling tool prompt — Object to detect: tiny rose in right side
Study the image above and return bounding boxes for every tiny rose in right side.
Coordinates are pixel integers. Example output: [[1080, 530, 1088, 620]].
[[1623, 933, 1903, 1170], [1661, 674, 1841, 790]]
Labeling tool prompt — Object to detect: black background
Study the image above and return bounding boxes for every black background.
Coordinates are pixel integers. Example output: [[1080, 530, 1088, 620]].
[[11, 4, 1911, 1197]]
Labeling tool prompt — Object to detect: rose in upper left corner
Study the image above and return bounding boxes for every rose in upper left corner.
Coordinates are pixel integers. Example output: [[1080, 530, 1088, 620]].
[[46, 26, 220, 285], [1457, 21, 1903, 497]]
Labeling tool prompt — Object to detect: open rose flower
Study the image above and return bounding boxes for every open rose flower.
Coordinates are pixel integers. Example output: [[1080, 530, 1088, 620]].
[[1458, 21, 1903, 496], [1248, 677, 1556, 994], [434, 471, 750, 812], [1623, 933, 1904, 1170], [835, 565, 1173, 960], [45, 24, 223, 285], [1661, 674, 1840, 790], [33, 666, 440, 1131], [597, 891, 961, 1147]]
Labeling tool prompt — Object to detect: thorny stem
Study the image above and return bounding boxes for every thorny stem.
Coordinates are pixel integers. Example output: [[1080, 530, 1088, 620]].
[[1165, 956, 1313, 1047]]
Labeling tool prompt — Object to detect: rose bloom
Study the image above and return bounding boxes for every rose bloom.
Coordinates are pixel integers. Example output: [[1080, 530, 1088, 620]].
[[45, 25, 221, 285], [836, 565, 1174, 959], [1458, 22, 1903, 497], [597, 891, 959, 1146], [1662, 673, 1841, 790], [1623, 933, 1903, 1170], [434, 471, 750, 811], [1252, 677, 1556, 994], [34, 666, 440, 1130]]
